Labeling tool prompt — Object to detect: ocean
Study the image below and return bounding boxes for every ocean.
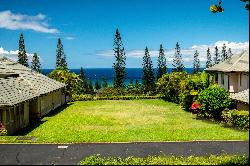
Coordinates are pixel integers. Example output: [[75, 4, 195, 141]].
[[41, 68, 204, 85]]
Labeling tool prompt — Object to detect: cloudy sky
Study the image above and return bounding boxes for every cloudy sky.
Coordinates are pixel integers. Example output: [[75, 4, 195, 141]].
[[0, 0, 249, 69]]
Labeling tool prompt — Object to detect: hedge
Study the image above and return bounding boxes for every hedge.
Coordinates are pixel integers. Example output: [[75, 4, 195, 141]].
[[221, 109, 249, 130], [72, 94, 162, 101]]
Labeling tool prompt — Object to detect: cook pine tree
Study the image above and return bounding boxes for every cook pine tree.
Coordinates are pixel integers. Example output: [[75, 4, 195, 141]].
[[113, 28, 126, 88], [221, 43, 228, 61], [56, 38, 67, 69], [142, 47, 155, 93], [31, 53, 41, 73], [193, 50, 200, 73], [213, 46, 220, 65], [228, 48, 233, 59], [206, 48, 213, 68], [18, 33, 29, 67], [156, 44, 167, 80], [79, 67, 88, 93], [172, 42, 184, 72]]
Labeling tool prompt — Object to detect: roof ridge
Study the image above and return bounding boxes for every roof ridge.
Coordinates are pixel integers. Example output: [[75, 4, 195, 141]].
[[224, 51, 245, 71]]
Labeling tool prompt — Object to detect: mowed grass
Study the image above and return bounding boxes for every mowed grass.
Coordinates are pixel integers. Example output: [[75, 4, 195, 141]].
[[0, 99, 249, 143]]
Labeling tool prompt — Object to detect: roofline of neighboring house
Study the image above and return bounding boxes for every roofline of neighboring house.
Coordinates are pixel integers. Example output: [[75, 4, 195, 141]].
[[204, 50, 249, 73]]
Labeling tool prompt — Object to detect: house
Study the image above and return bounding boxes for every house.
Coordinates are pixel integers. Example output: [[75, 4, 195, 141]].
[[205, 50, 249, 110], [0, 57, 66, 135]]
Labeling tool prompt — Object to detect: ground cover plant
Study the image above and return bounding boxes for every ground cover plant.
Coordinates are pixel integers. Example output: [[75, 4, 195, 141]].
[[79, 154, 249, 165], [0, 100, 248, 143]]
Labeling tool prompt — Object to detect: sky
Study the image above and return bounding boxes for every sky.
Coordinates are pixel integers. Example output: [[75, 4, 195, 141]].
[[0, 0, 249, 69]]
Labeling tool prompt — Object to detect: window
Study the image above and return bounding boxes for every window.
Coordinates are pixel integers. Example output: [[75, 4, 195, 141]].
[[221, 73, 224, 85]]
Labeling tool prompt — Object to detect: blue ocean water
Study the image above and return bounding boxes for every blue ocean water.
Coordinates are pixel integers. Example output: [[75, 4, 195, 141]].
[[42, 68, 204, 85]]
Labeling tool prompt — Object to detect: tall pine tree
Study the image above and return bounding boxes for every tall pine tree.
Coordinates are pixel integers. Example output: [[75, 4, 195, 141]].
[[206, 47, 212, 68], [142, 47, 155, 93], [193, 50, 200, 73], [79, 67, 85, 80], [156, 44, 167, 80], [113, 28, 126, 88], [213, 46, 220, 65], [221, 43, 228, 61], [172, 42, 184, 72], [31, 53, 41, 73], [18, 33, 29, 67], [228, 48, 233, 59], [56, 38, 67, 69]]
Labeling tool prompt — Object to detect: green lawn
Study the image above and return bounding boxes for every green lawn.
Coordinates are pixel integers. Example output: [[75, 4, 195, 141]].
[[0, 99, 249, 143], [79, 154, 249, 165]]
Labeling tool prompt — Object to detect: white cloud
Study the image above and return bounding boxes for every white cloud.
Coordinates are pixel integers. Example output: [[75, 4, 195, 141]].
[[0, 47, 34, 62], [0, 10, 59, 33], [65, 36, 75, 40], [97, 40, 249, 65]]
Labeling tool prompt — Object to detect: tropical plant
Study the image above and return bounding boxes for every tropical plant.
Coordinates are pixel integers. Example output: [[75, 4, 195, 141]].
[[197, 84, 231, 119], [49, 67, 82, 96]]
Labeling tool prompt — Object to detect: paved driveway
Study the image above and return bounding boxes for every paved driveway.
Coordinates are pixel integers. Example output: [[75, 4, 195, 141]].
[[0, 141, 249, 165]]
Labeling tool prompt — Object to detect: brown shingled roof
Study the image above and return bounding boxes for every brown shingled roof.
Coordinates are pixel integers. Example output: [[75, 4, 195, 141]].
[[0, 57, 66, 107]]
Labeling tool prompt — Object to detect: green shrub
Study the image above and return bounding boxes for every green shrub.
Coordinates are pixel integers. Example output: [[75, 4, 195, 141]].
[[71, 94, 161, 101], [198, 84, 231, 119], [48, 67, 82, 96], [156, 72, 188, 103], [97, 87, 126, 97], [157, 71, 211, 109], [222, 109, 249, 130]]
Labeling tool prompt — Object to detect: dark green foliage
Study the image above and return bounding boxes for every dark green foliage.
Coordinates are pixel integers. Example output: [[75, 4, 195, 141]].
[[94, 80, 101, 90], [101, 77, 108, 88], [221, 43, 228, 61], [193, 50, 200, 73], [206, 48, 212, 68], [126, 79, 144, 95], [227, 48, 233, 59], [180, 72, 210, 111], [157, 71, 211, 108], [113, 28, 126, 88], [156, 44, 167, 80], [98, 87, 126, 97], [79, 67, 89, 93], [142, 47, 155, 94], [86, 79, 94, 94], [156, 72, 188, 103], [48, 67, 82, 96], [172, 42, 184, 72], [31, 53, 41, 73], [240, 0, 249, 10], [198, 84, 231, 119], [18, 33, 29, 67], [79, 67, 85, 80], [213, 46, 220, 65], [221, 109, 249, 130], [56, 38, 67, 69]]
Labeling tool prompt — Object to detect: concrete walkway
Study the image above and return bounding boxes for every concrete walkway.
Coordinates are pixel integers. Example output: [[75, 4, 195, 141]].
[[0, 141, 249, 165]]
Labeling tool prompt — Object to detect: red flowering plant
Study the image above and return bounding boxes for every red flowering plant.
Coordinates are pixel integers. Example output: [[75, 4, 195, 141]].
[[190, 101, 201, 114], [0, 122, 7, 136]]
